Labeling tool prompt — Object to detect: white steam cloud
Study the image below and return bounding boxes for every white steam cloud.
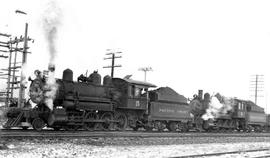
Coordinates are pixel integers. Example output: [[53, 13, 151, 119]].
[[19, 63, 31, 104], [41, 1, 62, 110], [202, 94, 233, 120], [21, 63, 28, 88], [44, 71, 58, 110]]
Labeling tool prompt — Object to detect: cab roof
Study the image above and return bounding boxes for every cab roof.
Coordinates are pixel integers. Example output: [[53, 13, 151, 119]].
[[113, 78, 157, 88]]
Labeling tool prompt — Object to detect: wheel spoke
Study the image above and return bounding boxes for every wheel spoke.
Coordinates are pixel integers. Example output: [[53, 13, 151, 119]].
[[84, 112, 98, 131], [168, 122, 177, 132], [32, 118, 45, 131], [114, 112, 127, 131], [100, 112, 113, 131]]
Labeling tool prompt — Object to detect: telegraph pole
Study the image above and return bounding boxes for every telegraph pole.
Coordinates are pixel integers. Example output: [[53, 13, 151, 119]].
[[0, 10, 32, 107], [250, 75, 264, 105], [0, 33, 11, 106], [138, 67, 153, 82], [18, 23, 28, 107], [6, 39, 13, 105], [10, 42, 19, 98], [0, 27, 32, 107], [15, 10, 33, 107], [103, 50, 122, 78]]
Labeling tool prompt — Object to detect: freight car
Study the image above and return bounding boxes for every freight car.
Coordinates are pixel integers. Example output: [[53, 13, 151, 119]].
[[190, 90, 267, 132], [4, 68, 194, 131]]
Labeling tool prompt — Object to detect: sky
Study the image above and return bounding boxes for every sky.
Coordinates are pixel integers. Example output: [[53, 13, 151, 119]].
[[0, 0, 270, 112]]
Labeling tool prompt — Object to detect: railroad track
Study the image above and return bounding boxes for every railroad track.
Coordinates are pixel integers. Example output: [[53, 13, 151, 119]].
[[2, 129, 270, 138], [170, 148, 270, 158]]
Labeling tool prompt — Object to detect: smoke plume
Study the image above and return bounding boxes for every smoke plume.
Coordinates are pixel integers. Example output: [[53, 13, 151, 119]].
[[202, 93, 233, 120], [42, 0, 62, 66], [41, 1, 62, 110]]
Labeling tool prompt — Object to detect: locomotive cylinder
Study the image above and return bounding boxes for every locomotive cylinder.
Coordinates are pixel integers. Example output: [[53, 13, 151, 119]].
[[48, 64, 55, 72], [198, 90, 203, 100]]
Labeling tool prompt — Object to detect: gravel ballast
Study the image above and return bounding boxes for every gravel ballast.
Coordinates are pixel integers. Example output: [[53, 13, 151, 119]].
[[1, 137, 270, 158]]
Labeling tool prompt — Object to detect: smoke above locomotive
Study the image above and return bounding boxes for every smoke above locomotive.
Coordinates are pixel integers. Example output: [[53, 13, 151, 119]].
[[189, 90, 234, 121], [202, 93, 234, 120], [29, 0, 63, 110], [42, 0, 62, 69]]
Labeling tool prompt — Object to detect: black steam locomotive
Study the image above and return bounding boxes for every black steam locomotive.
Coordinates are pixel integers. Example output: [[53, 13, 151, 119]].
[[3, 68, 269, 132], [189, 90, 268, 132], [4, 68, 192, 131]]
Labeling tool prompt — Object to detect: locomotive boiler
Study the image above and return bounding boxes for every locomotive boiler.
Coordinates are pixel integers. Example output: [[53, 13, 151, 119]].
[[30, 69, 118, 109], [28, 69, 125, 130]]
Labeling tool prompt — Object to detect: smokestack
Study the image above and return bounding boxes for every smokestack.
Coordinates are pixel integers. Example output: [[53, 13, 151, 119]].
[[48, 64, 55, 72], [198, 90, 203, 100]]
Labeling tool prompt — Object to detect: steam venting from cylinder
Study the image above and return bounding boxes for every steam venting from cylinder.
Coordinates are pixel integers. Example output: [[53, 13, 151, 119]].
[[41, 1, 62, 110]]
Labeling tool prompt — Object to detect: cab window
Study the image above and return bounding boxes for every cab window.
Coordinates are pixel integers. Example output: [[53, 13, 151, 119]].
[[246, 105, 251, 111], [130, 85, 142, 98], [238, 102, 241, 110], [134, 87, 142, 97]]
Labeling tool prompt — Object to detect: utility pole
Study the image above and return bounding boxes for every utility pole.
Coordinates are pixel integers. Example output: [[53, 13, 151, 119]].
[[0, 33, 11, 106], [10, 42, 20, 98], [6, 39, 13, 105], [0, 10, 32, 107], [18, 23, 28, 108], [250, 75, 264, 105], [15, 9, 33, 107], [1, 36, 30, 107], [103, 50, 122, 78], [138, 67, 153, 82], [0, 30, 32, 108]]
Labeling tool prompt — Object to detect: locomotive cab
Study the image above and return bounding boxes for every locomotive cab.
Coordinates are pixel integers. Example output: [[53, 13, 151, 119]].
[[112, 78, 156, 110], [232, 99, 246, 118]]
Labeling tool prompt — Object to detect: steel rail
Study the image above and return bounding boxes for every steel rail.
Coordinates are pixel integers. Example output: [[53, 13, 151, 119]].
[[252, 154, 270, 158], [170, 148, 270, 158], [2, 129, 270, 138]]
